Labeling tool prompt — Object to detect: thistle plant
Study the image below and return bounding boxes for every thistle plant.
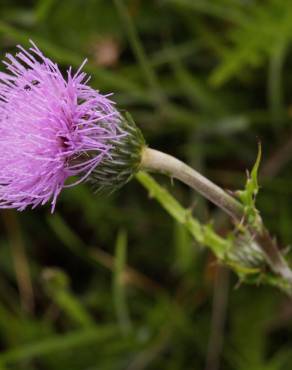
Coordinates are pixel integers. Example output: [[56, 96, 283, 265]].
[[0, 42, 292, 293]]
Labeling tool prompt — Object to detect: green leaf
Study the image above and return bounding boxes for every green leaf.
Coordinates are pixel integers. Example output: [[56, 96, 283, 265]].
[[0, 327, 118, 366], [113, 229, 132, 334], [42, 268, 95, 328], [210, 0, 292, 86], [236, 143, 262, 227]]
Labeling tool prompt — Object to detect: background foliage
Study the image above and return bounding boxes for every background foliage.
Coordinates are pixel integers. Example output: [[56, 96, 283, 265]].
[[1, 0, 292, 369]]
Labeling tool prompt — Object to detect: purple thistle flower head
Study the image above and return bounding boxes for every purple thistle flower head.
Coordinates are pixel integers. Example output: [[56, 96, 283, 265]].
[[0, 41, 144, 212]]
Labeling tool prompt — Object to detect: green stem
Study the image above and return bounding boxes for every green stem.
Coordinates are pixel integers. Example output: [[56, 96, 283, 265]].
[[135, 171, 230, 259], [140, 147, 292, 286], [141, 148, 243, 220]]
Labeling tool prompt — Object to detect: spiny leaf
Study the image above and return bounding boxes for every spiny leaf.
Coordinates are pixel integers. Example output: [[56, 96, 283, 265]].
[[236, 143, 262, 227]]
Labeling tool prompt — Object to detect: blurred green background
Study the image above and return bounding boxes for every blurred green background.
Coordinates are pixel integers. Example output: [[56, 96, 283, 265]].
[[1, 0, 292, 369]]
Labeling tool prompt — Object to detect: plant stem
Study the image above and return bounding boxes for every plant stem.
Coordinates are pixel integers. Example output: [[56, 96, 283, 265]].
[[141, 148, 243, 221], [141, 147, 292, 284]]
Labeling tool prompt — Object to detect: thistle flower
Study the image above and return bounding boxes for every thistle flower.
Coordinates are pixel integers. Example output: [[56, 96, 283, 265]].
[[0, 41, 144, 212]]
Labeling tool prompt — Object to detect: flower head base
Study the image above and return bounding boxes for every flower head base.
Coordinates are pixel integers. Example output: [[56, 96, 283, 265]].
[[0, 42, 144, 211]]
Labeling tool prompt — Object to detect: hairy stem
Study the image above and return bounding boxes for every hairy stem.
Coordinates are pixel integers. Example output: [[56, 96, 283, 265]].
[[141, 148, 243, 220], [141, 147, 292, 284]]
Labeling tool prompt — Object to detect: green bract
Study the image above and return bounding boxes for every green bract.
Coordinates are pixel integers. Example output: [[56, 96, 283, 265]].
[[89, 113, 146, 194]]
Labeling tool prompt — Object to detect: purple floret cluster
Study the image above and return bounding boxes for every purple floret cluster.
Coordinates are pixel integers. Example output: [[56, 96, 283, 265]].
[[0, 42, 125, 211]]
